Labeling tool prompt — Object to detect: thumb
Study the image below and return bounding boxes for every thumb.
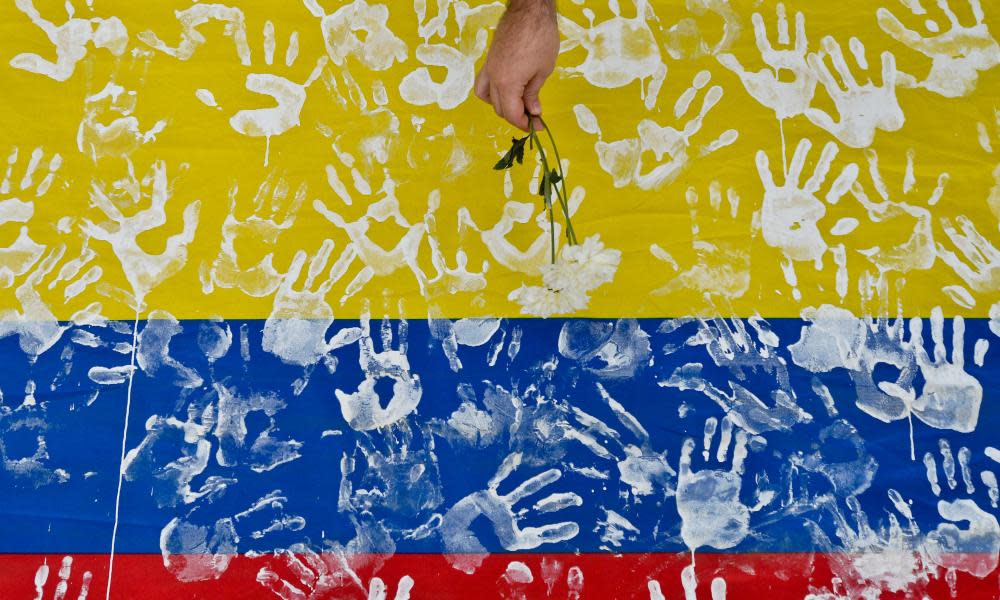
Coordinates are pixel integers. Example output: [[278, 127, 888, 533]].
[[523, 73, 545, 116]]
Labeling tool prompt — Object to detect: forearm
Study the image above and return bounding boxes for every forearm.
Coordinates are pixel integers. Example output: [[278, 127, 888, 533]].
[[506, 0, 556, 17]]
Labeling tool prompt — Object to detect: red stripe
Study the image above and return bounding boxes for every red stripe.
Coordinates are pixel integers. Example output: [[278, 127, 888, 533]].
[[1, 553, 997, 599]]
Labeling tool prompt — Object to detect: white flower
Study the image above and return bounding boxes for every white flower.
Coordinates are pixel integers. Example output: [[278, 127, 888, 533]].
[[508, 235, 622, 317], [508, 284, 588, 317], [542, 234, 621, 293]]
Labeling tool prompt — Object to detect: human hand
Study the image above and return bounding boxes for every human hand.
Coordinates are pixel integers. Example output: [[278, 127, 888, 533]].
[[475, 0, 559, 131]]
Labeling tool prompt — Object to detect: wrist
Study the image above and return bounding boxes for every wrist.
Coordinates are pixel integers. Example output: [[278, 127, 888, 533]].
[[507, 0, 556, 17]]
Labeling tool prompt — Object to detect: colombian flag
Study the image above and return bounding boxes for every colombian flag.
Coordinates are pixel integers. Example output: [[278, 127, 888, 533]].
[[0, 1, 999, 598]]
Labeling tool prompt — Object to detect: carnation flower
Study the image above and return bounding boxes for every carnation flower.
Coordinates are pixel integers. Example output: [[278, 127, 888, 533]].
[[508, 283, 588, 317], [509, 235, 621, 317], [541, 234, 621, 293]]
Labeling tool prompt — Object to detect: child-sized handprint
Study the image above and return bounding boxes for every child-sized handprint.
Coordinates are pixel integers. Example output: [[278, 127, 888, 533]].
[[202, 172, 307, 298], [676, 417, 754, 551], [303, 0, 408, 72], [651, 181, 754, 299], [756, 137, 858, 265], [313, 195, 426, 302], [196, 20, 328, 165], [257, 543, 415, 600], [806, 36, 904, 148], [262, 239, 358, 367], [877, 0, 1000, 97], [82, 160, 200, 306], [0, 146, 63, 286], [573, 70, 738, 191], [717, 3, 817, 120], [0, 244, 102, 360], [936, 214, 1000, 294], [334, 301, 421, 431], [161, 490, 305, 582], [662, 317, 811, 435], [649, 565, 728, 600], [921, 439, 1000, 578], [33, 555, 92, 600], [139, 3, 252, 64], [439, 452, 581, 574], [559, 0, 667, 109], [848, 148, 942, 275], [10, 0, 127, 82], [908, 308, 983, 433]]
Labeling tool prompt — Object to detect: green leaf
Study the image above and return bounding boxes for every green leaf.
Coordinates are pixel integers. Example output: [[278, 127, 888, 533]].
[[492, 136, 529, 170], [549, 169, 562, 185], [537, 171, 551, 201]]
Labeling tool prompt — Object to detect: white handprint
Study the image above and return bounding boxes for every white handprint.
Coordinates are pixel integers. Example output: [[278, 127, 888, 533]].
[[258, 543, 414, 600], [717, 3, 817, 119], [574, 70, 738, 191], [399, 32, 488, 110], [10, 0, 127, 82], [559, 0, 667, 109], [651, 181, 754, 299], [334, 302, 421, 431], [161, 490, 305, 582], [908, 307, 983, 433], [139, 3, 251, 64], [877, 0, 1000, 97], [77, 62, 168, 163], [440, 452, 581, 574], [662, 317, 811, 435], [195, 20, 328, 165], [33, 555, 92, 600], [458, 163, 583, 277], [313, 193, 426, 302], [202, 172, 306, 298], [978, 108, 1000, 221], [848, 148, 943, 275], [0, 244, 102, 359], [676, 417, 753, 550], [662, 0, 743, 61], [936, 214, 1000, 293], [649, 565, 727, 600], [82, 160, 200, 306], [261, 239, 358, 367], [303, 0, 407, 71], [0, 146, 62, 287], [756, 137, 858, 265], [806, 36, 904, 148], [921, 440, 1000, 578]]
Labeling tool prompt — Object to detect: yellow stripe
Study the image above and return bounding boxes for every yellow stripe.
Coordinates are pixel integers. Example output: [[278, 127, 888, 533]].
[[0, 1, 997, 319]]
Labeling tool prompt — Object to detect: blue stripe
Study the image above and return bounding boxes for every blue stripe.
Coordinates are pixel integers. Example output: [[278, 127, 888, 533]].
[[0, 316, 996, 554]]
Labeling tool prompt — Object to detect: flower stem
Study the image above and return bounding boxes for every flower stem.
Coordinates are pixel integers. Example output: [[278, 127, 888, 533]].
[[531, 115, 577, 245]]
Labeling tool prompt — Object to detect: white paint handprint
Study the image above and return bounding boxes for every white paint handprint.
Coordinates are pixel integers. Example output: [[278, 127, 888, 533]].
[[756, 138, 857, 264], [440, 452, 581, 574], [574, 71, 738, 191], [261, 239, 357, 367], [32, 555, 92, 600], [82, 160, 200, 306], [717, 3, 817, 120], [202, 172, 306, 298], [936, 214, 1000, 294], [806, 36, 904, 148], [651, 181, 753, 299], [10, 0, 127, 82], [0, 146, 62, 287], [334, 302, 421, 431], [921, 440, 1000, 578], [196, 20, 328, 165], [559, 0, 667, 110], [877, 0, 1000, 97], [676, 417, 753, 550]]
